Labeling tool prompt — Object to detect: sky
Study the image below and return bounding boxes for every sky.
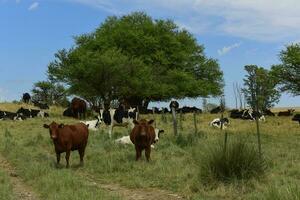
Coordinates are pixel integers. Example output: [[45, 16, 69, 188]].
[[0, 0, 300, 108]]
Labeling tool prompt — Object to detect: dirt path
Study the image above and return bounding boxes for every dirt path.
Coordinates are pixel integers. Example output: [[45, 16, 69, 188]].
[[81, 172, 185, 200], [0, 154, 39, 200]]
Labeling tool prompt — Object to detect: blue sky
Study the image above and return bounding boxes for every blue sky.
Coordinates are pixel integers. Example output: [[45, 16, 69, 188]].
[[0, 0, 299, 108]]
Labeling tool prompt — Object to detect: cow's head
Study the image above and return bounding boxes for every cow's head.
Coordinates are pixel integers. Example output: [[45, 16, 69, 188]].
[[43, 121, 64, 139], [133, 119, 154, 136], [95, 115, 102, 127], [154, 128, 164, 143]]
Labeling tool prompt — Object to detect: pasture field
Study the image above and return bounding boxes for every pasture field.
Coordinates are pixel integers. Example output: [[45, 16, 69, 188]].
[[0, 102, 300, 200]]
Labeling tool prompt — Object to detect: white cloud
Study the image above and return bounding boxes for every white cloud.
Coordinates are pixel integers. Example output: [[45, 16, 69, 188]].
[[28, 2, 39, 11], [66, 0, 300, 42], [218, 42, 241, 56]]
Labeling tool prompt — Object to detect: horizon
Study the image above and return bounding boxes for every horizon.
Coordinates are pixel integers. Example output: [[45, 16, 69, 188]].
[[1, 0, 300, 107]]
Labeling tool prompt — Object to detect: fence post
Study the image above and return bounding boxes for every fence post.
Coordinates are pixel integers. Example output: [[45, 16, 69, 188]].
[[193, 111, 197, 134], [171, 107, 178, 136], [179, 110, 183, 130]]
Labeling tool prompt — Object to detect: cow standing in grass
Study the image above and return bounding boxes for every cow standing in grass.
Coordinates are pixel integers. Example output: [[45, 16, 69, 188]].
[[43, 122, 89, 168], [278, 109, 295, 116], [130, 119, 156, 161]]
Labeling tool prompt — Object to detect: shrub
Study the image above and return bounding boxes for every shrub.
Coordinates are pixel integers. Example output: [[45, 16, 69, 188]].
[[198, 138, 267, 183]]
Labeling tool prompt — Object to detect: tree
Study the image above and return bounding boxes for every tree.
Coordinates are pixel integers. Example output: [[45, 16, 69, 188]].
[[242, 65, 280, 111], [32, 81, 68, 106], [48, 12, 224, 108], [271, 43, 300, 95]]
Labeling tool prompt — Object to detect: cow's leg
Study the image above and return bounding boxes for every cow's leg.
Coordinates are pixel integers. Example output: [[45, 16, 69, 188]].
[[135, 146, 141, 161], [65, 150, 71, 168], [145, 146, 151, 162], [56, 152, 61, 166], [78, 147, 85, 166]]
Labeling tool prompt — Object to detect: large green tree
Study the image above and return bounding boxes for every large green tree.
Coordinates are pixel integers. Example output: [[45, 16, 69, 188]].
[[48, 12, 223, 108], [271, 43, 300, 95], [242, 65, 280, 110]]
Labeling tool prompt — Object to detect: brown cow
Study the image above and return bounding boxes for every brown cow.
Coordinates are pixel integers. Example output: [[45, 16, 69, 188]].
[[71, 97, 87, 119], [278, 109, 295, 116], [43, 122, 89, 168], [130, 119, 156, 161]]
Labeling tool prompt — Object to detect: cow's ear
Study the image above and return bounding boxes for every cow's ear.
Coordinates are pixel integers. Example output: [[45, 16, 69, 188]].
[[148, 119, 154, 125], [58, 124, 64, 128], [133, 119, 139, 125], [43, 124, 49, 129]]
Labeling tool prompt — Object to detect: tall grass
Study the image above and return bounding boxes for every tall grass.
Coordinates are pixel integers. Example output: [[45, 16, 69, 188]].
[[197, 137, 267, 184], [0, 170, 15, 200]]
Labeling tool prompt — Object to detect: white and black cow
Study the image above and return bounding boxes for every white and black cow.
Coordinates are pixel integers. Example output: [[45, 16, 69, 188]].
[[16, 107, 49, 118], [0, 110, 25, 121], [230, 108, 265, 122], [80, 116, 102, 131], [115, 128, 164, 148], [100, 105, 137, 138], [210, 118, 229, 129]]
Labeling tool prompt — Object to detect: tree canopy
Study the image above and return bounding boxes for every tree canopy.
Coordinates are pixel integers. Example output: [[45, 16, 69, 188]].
[[271, 43, 300, 96], [243, 65, 280, 110], [48, 12, 224, 107]]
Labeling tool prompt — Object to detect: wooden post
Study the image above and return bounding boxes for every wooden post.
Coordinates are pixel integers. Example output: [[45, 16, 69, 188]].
[[193, 111, 198, 134], [179, 109, 183, 130], [171, 107, 178, 136]]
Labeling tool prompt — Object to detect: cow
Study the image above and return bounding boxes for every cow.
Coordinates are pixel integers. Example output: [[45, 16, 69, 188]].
[[263, 109, 275, 116], [210, 106, 223, 114], [130, 119, 156, 161], [169, 100, 179, 111], [17, 107, 49, 118], [80, 116, 102, 131], [230, 109, 265, 121], [115, 128, 164, 148], [210, 118, 229, 129], [278, 109, 295, 116], [43, 122, 89, 168], [179, 106, 202, 114], [32, 101, 49, 110], [100, 105, 137, 138], [22, 93, 31, 104], [292, 114, 300, 125], [0, 111, 25, 121], [63, 107, 73, 117], [70, 98, 87, 119]]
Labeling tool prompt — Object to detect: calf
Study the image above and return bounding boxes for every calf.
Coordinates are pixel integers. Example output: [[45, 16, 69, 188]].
[[100, 105, 137, 138], [17, 107, 48, 118], [80, 116, 102, 131], [278, 109, 295, 116], [70, 97, 87, 119], [115, 128, 164, 148], [130, 119, 156, 161], [22, 93, 31, 103], [43, 122, 89, 168], [292, 114, 300, 125], [210, 118, 229, 129]]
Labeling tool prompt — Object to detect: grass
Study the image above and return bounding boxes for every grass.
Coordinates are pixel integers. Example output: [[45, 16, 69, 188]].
[[0, 102, 300, 199], [0, 170, 15, 200]]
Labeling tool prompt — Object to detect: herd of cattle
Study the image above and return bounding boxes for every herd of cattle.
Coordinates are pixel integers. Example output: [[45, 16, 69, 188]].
[[1, 94, 300, 167]]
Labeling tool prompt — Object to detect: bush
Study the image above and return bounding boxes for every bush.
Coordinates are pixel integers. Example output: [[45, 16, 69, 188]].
[[198, 138, 267, 183]]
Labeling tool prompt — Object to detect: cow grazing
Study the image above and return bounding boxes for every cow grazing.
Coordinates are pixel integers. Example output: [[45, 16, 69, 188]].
[[43, 122, 89, 168], [210, 118, 229, 129], [278, 109, 295, 116], [100, 105, 137, 138], [71, 98, 87, 119], [115, 128, 164, 148], [32, 101, 49, 110], [292, 114, 300, 125], [80, 116, 102, 131], [210, 106, 223, 114], [22, 93, 31, 104], [130, 119, 156, 161]]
